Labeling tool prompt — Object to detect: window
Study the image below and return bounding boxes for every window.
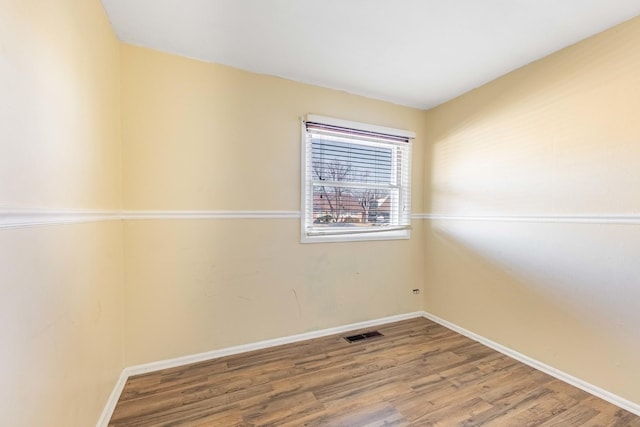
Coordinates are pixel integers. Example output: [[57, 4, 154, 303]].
[[301, 114, 414, 243]]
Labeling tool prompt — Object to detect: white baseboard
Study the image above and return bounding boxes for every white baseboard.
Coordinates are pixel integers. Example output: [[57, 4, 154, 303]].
[[421, 310, 640, 417], [125, 311, 424, 376], [96, 311, 424, 426], [96, 369, 129, 427]]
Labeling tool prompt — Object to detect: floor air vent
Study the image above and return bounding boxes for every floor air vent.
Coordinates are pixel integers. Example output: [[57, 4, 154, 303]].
[[344, 331, 383, 343]]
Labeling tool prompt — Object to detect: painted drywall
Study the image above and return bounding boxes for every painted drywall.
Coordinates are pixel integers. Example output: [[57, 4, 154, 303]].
[[0, 223, 124, 426], [423, 15, 640, 403], [0, 0, 123, 426], [0, 0, 122, 208], [120, 44, 425, 365]]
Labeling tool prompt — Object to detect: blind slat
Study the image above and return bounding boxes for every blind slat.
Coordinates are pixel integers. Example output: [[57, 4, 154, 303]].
[[312, 181, 399, 191]]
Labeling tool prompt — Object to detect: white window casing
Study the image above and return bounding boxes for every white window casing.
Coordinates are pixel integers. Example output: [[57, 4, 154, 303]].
[[301, 114, 414, 243]]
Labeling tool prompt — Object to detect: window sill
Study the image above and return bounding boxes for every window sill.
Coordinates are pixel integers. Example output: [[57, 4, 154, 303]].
[[301, 228, 410, 243]]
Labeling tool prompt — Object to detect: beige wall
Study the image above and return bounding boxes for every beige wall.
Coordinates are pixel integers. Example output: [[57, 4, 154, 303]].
[[1, 0, 122, 208], [120, 45, 426, 365], [0, 0, 123, 426], [424, 16, 640, 403]]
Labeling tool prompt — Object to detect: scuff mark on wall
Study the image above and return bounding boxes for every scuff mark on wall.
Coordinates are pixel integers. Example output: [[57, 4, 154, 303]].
[[292, 288, 302, 320]]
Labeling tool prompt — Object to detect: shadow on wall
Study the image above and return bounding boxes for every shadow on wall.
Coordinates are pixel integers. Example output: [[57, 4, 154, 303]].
[[424, 218, 640, 399], [421, 18, 640, 402]]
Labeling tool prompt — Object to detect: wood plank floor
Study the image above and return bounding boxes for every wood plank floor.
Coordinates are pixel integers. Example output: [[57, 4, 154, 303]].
[[109, 318, 640, 426]]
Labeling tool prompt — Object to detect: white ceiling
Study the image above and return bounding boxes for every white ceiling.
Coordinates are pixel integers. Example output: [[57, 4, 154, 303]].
[[101, 0, 640, 109]]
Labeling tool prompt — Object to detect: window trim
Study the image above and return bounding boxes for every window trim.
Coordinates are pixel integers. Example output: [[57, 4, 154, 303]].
[[300, 114, 414, 244]]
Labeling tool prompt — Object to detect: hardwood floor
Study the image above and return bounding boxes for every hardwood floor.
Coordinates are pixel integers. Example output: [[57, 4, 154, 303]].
[[109, 318, 640, 426]]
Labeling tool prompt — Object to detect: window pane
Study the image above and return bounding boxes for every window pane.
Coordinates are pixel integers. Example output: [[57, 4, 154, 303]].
[[311, 138, 393, 185], [312, 185, 395, 227]]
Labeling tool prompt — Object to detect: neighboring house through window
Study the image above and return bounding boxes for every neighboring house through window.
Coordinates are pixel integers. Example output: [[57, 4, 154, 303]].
[[301, 114, 414, 243]]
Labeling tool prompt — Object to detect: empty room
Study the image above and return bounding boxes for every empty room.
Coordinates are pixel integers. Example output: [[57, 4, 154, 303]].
[[2, 0, 640, 425]]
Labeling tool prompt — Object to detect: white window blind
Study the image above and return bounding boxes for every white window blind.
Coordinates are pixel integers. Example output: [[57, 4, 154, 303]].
[[301, 115, 414, 243]]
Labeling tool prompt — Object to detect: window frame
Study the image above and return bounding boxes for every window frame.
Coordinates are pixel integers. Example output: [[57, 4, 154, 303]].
[[300, 114, 414, 244]]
